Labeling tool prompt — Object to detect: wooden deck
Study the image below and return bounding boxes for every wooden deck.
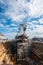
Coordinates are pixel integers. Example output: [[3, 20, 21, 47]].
[[17, 42, 43, 65], [0, 42, 43, 65], [0, 43, 16, 65], [32, 42, 43, 65]]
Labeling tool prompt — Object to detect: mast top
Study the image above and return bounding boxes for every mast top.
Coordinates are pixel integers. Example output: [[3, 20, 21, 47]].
[[18, 23, 27, 35]]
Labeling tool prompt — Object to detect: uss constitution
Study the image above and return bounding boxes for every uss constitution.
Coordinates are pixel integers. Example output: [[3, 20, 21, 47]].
[[0, 23, 43, 65]]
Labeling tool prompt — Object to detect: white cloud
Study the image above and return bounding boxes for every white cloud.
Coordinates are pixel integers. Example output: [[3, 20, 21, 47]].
[[0, 0, 43, 39], [26, 21, 43, 38], [32, 21, 39, 24], [11, 23, 17, 26], [0, 18, 6, 22], [0, 0, 43, 22], [39, 18, 43, 24], [4, 32, 17, 40], [0, 23, 4, 27], [34, 25, 43, 33], [29, 0, 43, 17], [0, 0, 30, 22]]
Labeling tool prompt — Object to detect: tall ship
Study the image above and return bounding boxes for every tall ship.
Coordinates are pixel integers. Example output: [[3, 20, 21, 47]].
[[0, 23, 43, 65], [15, 24, 32, 62]]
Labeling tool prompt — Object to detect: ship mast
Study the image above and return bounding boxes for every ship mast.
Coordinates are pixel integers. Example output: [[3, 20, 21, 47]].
[[17, 23, 27, 36]]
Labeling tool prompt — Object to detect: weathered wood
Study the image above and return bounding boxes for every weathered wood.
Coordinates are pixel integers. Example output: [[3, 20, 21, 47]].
[[32, 42, 43, 65], [0, 43, 16, 65]]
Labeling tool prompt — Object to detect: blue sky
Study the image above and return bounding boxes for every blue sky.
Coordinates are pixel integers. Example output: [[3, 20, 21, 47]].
[[0, 0, 43, 40]]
